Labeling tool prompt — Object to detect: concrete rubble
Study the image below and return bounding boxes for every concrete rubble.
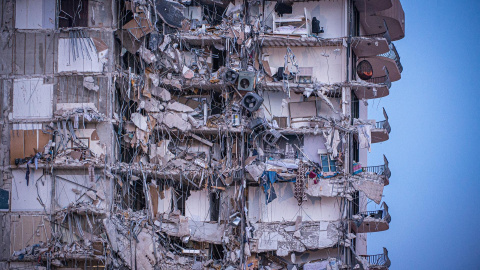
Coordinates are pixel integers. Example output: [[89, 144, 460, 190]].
[[0, 0, 404, 269]]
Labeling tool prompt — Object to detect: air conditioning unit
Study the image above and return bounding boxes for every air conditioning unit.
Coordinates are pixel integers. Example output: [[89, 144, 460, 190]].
[[224, 69, 238, 84], [237, 71, 256, 91], [241, 92, 264, 112]]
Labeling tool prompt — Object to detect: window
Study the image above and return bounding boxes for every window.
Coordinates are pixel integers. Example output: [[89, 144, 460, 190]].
[[321, 154, 337, 173], [351, 91, 359, 121], [58, 0, 89, 27], [353, 138, 359, 163]]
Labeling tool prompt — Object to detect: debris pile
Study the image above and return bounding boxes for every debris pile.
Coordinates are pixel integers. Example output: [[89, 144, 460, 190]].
[[0, 0, 403, 269]]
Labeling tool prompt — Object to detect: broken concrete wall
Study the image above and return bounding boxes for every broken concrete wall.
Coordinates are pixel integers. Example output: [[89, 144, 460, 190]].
[[53, 169, 110, 210], [248, 182, 343, 222], [250, 221, 340, 256], [278, 247, 339, 265], [185, 189, 211, 221], [0, 0, 401, 267], [263, 46, 347, 83], [57, 75, 112, 116], [263, 0, 346, 38]]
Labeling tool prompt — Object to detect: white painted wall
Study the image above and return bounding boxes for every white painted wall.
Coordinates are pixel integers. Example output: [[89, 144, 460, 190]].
[[248, 182, 342, 222], [11, 169, 51, 211], [12, 78, 53, 120], [54, 173, 100, 208], [261, 92, 342, 122], [185, 189, 211, 221], [263, 46, 346, 84], [15, 0, 55, 29], [157, 187, 173, 214], [264, 1, 346, 38], [58, 38, 105, 72], [304, 134, 326, 164]]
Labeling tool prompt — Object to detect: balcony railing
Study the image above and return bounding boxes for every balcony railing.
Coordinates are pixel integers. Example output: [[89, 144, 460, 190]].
[[358, 202, 391, 223], [365, 66, 391, 89], [362, 164, 391, 179], [360, 248, 391, 269], [375, 120, 391, 134], [362, 154, 391, 182], [378, 43, 403, 73], [361, 20, 392, 44]]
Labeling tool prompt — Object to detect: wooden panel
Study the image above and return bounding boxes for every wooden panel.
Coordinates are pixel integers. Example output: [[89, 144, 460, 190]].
[[10, 129, 51, 164], [23, 129, 37, 157], [11, 215, 52, 252], [9, 130, 24, 165]]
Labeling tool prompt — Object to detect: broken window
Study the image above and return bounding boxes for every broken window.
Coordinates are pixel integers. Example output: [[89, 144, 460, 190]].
[[320, 154, 337, 173], [0, 188, 9, 210], [58, 0, 89, 27], [351, 92, 360, 121], [353, 138, 360, 163]]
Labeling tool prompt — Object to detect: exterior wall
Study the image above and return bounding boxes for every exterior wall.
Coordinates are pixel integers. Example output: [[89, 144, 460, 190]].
[[263, 46, 347, 83], [264, 1, 347, 38], [15, 0, 55, 29], [11, 169, 51, 212], [261, 91, 342, 123], [185, 189, 211, 222], [0, 0, 401, 267], [248, 182, 343, 222]]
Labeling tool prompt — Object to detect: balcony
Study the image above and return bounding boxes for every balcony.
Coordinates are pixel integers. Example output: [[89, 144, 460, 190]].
[[360, 248, 391, 269], [372, 108, 391, 143], [359, 0, 405, 41], [361, 43, 402, 83], [354, 0, 393, 13], [362, 155, 391, 185], [351, 202, 391, 233], [352, 26, 391, 58], [351, 66, 391, 100], [378, 43, 403, 73]]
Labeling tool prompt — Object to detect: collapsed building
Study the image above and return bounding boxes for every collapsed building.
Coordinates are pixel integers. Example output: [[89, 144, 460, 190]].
[[0, 0, 404, 269]]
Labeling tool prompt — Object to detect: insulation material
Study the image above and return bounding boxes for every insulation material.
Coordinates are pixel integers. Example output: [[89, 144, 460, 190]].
[[357, 125, 372, 152], [131, 113, 149, 131], [149, 140, 174, 165], [12, 79, 53, 119], [352, 178, 384, 204], [322, 128, 341, 159]]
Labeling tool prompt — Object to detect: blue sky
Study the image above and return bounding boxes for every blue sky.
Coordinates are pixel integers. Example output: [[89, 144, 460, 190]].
[[366, 0, 480, 269]]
